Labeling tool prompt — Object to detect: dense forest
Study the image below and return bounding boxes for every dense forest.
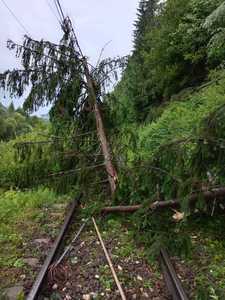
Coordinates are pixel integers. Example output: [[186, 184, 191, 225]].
[[1, 0, 225, 299], [109, 0, 225, 205]]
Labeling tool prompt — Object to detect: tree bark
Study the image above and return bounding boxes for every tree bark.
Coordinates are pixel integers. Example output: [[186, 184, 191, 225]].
[[102, 205, 143, 214], [83, 59, 117, 194], [101, 201, 179, 214], [101, 187, 225, 214], [94, 102, 117, 193]]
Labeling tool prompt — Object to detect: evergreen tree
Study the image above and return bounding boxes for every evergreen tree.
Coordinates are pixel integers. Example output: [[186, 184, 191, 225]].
[[0, 20, 126, 131], [0, 17, 127, 193], [112, 0, 225, 125], [133, 0, 158, 51]]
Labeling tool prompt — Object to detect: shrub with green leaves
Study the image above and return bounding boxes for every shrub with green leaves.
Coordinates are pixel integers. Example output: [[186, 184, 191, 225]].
[[113, 72, 225, 206]]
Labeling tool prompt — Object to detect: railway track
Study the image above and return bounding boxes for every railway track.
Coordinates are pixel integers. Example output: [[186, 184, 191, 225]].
[[27, 199, 80, 300], [159, 248, 189, 300], [26, 202, 189, 300]]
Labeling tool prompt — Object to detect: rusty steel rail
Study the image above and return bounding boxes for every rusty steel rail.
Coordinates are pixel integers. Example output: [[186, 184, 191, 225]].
[[27, 197, 80, 300], [159, 248, 189, 300]]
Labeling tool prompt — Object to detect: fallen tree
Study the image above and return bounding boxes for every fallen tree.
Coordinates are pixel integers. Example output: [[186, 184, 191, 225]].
[[101, 187, 225, 214]]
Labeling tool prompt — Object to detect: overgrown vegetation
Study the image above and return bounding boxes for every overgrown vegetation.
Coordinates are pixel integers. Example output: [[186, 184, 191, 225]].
[[0, 102, 44, 141], [108, 1, 225, 298], [0, 187, 69, 286], [1, 0, 225, 298]]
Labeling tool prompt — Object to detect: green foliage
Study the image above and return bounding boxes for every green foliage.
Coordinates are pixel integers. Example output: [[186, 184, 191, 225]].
[[0, 17, 127, 194], [203, 1, 225, 66], [0, 119, 111, 196], [186, 215, 225, 299], [0, 122, 50, 189], [132, 208, 192, 260], [0, 188, 61, 224], [138, 74, 225, 158], [0, 187, 67, 269], [133, 0, 159, 50], [111, 0, 225, 124], [204, 1, 225, 29], [112, 73, 225, 209], [1, 2, 225, 293], [0, 20, 127, 131], [106, 3, 225, 291], [1, 31, 83, 122], [0, 102, 43, 141], [107, 72, 225, 273]]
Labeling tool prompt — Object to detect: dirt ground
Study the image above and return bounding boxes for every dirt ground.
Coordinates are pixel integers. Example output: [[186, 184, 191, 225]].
[[33, 217, 171, 300]]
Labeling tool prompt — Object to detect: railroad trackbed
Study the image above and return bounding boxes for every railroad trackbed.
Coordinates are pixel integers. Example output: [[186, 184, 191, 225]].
[[23, 200, 190, 300]]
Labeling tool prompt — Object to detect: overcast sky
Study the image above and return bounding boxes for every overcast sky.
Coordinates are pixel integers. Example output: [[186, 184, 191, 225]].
[[0, 0, 139, 115]]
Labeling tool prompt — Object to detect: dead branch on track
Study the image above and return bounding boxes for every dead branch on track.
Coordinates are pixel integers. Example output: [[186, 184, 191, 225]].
[[92, 217, 127, 300]]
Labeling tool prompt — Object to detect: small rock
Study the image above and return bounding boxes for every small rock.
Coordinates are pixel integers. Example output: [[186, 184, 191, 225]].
[[118, 265, 123, 271], [143, 292, 149, 298], [172, 210, 184, 222], [137, 275, 143, 281], [64, 295, 72, 300], [52, 283, 58, 290], [95, 274, 100, 279], [82, 294, 91, 300], [34, 238, 50, 245], [70, 257, 78, 264], [53, 203, 67, 210], [50, 212, 63, 218], [4, 286, 24, 300], [24, 258, 39, 267], [90, 292, 98, 298], [62, 287, 67, 292], [20, 274, 26, 280], [100, 293, 105, 296]]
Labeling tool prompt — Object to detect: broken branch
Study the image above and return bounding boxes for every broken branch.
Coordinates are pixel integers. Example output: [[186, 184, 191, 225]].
[[92, 217, 126, 300], [101, 187, 225, 214]]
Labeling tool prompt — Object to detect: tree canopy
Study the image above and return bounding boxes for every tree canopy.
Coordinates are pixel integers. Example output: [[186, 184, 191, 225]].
[[111, 0, 225, 123], [0, 102, 44, 141]]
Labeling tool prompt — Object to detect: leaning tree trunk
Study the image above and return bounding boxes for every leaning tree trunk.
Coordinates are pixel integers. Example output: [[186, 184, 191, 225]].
[[83, 59, 117, 194]]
